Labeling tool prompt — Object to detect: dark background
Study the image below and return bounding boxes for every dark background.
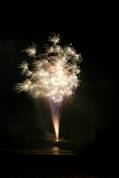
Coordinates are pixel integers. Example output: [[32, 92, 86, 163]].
[[0, 2, 118, 177]]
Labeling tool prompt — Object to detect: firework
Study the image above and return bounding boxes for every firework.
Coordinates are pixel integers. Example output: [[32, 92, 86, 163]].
[[16, 34, 81, 142]]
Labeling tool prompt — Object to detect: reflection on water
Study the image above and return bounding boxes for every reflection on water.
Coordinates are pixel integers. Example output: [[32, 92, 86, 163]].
[[20, 146, 74, 155], [51, 146, 73, 155], [0, 138, 75, 156], [52, 146, 60, 154], [22, 138, 74, 155]]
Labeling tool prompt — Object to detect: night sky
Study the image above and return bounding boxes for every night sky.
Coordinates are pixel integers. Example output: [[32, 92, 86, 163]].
[[0, 3, 118, 177]]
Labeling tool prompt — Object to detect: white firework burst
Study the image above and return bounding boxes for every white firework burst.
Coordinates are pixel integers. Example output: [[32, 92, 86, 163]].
[[16, 34, 81, 104], [16, 34, 82, 142], [24, 44, 37, 57]]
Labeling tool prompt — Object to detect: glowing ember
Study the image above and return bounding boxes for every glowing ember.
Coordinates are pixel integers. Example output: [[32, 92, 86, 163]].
[[16, 34, 82, 142]]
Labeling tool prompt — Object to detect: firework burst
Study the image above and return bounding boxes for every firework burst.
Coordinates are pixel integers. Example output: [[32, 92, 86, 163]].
[[16, 34, 82, 142]]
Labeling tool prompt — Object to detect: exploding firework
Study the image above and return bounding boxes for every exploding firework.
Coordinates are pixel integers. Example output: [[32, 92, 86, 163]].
[[16, 34, 82, 142]]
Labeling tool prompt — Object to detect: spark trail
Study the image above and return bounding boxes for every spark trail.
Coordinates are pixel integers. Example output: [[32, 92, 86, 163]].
[[16, 34, 82, 142]]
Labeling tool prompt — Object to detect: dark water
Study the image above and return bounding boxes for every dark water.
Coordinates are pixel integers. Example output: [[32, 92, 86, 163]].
[[0, 141, 116, 177], [19, 146, 73, 155], [0, 139, 75, 156]]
